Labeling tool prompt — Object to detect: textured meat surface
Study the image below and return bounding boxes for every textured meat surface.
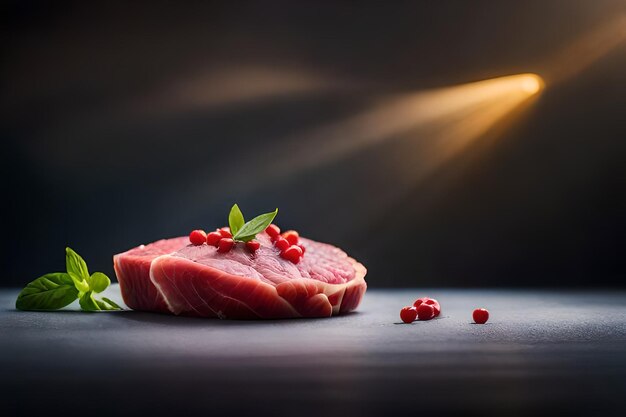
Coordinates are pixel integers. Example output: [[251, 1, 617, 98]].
[[113, 237, 188, 312], [115, 232, 367, 319], [172, 234, 357, 285]]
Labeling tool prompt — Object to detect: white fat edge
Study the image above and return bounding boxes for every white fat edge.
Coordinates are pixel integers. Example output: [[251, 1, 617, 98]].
[[320, 273, 367, 315], [149, 254, 179, 315], [319, 280, 347, 316]]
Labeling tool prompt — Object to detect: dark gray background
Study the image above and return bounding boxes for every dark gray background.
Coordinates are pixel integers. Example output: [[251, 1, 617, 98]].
[[2, 0, 625, 288]]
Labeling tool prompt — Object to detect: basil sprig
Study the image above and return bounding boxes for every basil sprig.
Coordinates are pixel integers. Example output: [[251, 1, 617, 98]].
[[228, 204, 278, 242], [228, 204, 245, 236], [16, 247, 121, 312]]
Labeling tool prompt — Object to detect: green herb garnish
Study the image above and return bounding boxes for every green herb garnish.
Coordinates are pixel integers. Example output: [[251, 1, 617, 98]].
[[228, 204, 246, 236], [16, 247, 121, 312], [229, 204, 278, 242]]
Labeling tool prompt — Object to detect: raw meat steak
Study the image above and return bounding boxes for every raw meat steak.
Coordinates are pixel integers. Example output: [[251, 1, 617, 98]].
[[114, 233, 367, 319]]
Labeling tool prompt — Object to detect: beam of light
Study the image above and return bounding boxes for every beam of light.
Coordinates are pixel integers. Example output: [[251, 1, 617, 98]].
[[541, 14, 626, 84], [265, 73, 544, 176], [226, 73, 543, 183], [166, 73, 544, 222]]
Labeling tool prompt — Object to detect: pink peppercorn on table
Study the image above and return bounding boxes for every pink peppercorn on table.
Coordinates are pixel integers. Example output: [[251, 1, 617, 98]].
[[2, 286, 626, 417]]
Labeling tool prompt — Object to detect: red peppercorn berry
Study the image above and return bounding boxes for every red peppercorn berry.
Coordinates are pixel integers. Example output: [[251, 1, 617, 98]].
[[206, 231, 222, 247], [414, 297, 440, 317], [424, 299, 441, 317], [400, 306, 417, 323], [298, 243, 306, 254], [274, 237, 290, 252], [473, 308, 489, 324], [189, 230, 207, 245], [265, 224, 281, 239], [282, 230, 299, 245], [281, 245, 303, 264], [246, 240, 260, 252], [217, 238, 234, 253], [218, 227, 232, 238], [416, 303, 435, 320]]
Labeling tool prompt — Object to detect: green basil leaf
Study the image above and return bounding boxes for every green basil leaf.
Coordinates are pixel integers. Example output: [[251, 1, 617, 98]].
[[68, 273, 90, 293], [102, 297, 122, 309], [16, 273, 79, 310], [233, 208, 278, 242], [66, 247, 90, 292], [228, 204, 245, 236], [89, 272, 110, 293], [79, 291, 100, 311], [96, 297, 122, 311], [66, 247, 89, 281]]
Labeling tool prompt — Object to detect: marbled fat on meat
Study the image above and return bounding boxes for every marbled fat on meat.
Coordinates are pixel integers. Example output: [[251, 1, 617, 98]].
[[114, 233, 367, 319]]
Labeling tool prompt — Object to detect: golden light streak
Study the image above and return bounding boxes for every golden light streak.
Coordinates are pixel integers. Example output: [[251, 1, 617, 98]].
[[261, 73, 545, 177]]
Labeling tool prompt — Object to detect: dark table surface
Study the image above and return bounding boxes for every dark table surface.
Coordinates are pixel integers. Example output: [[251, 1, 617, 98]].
[[2, 286, 626, 417]]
